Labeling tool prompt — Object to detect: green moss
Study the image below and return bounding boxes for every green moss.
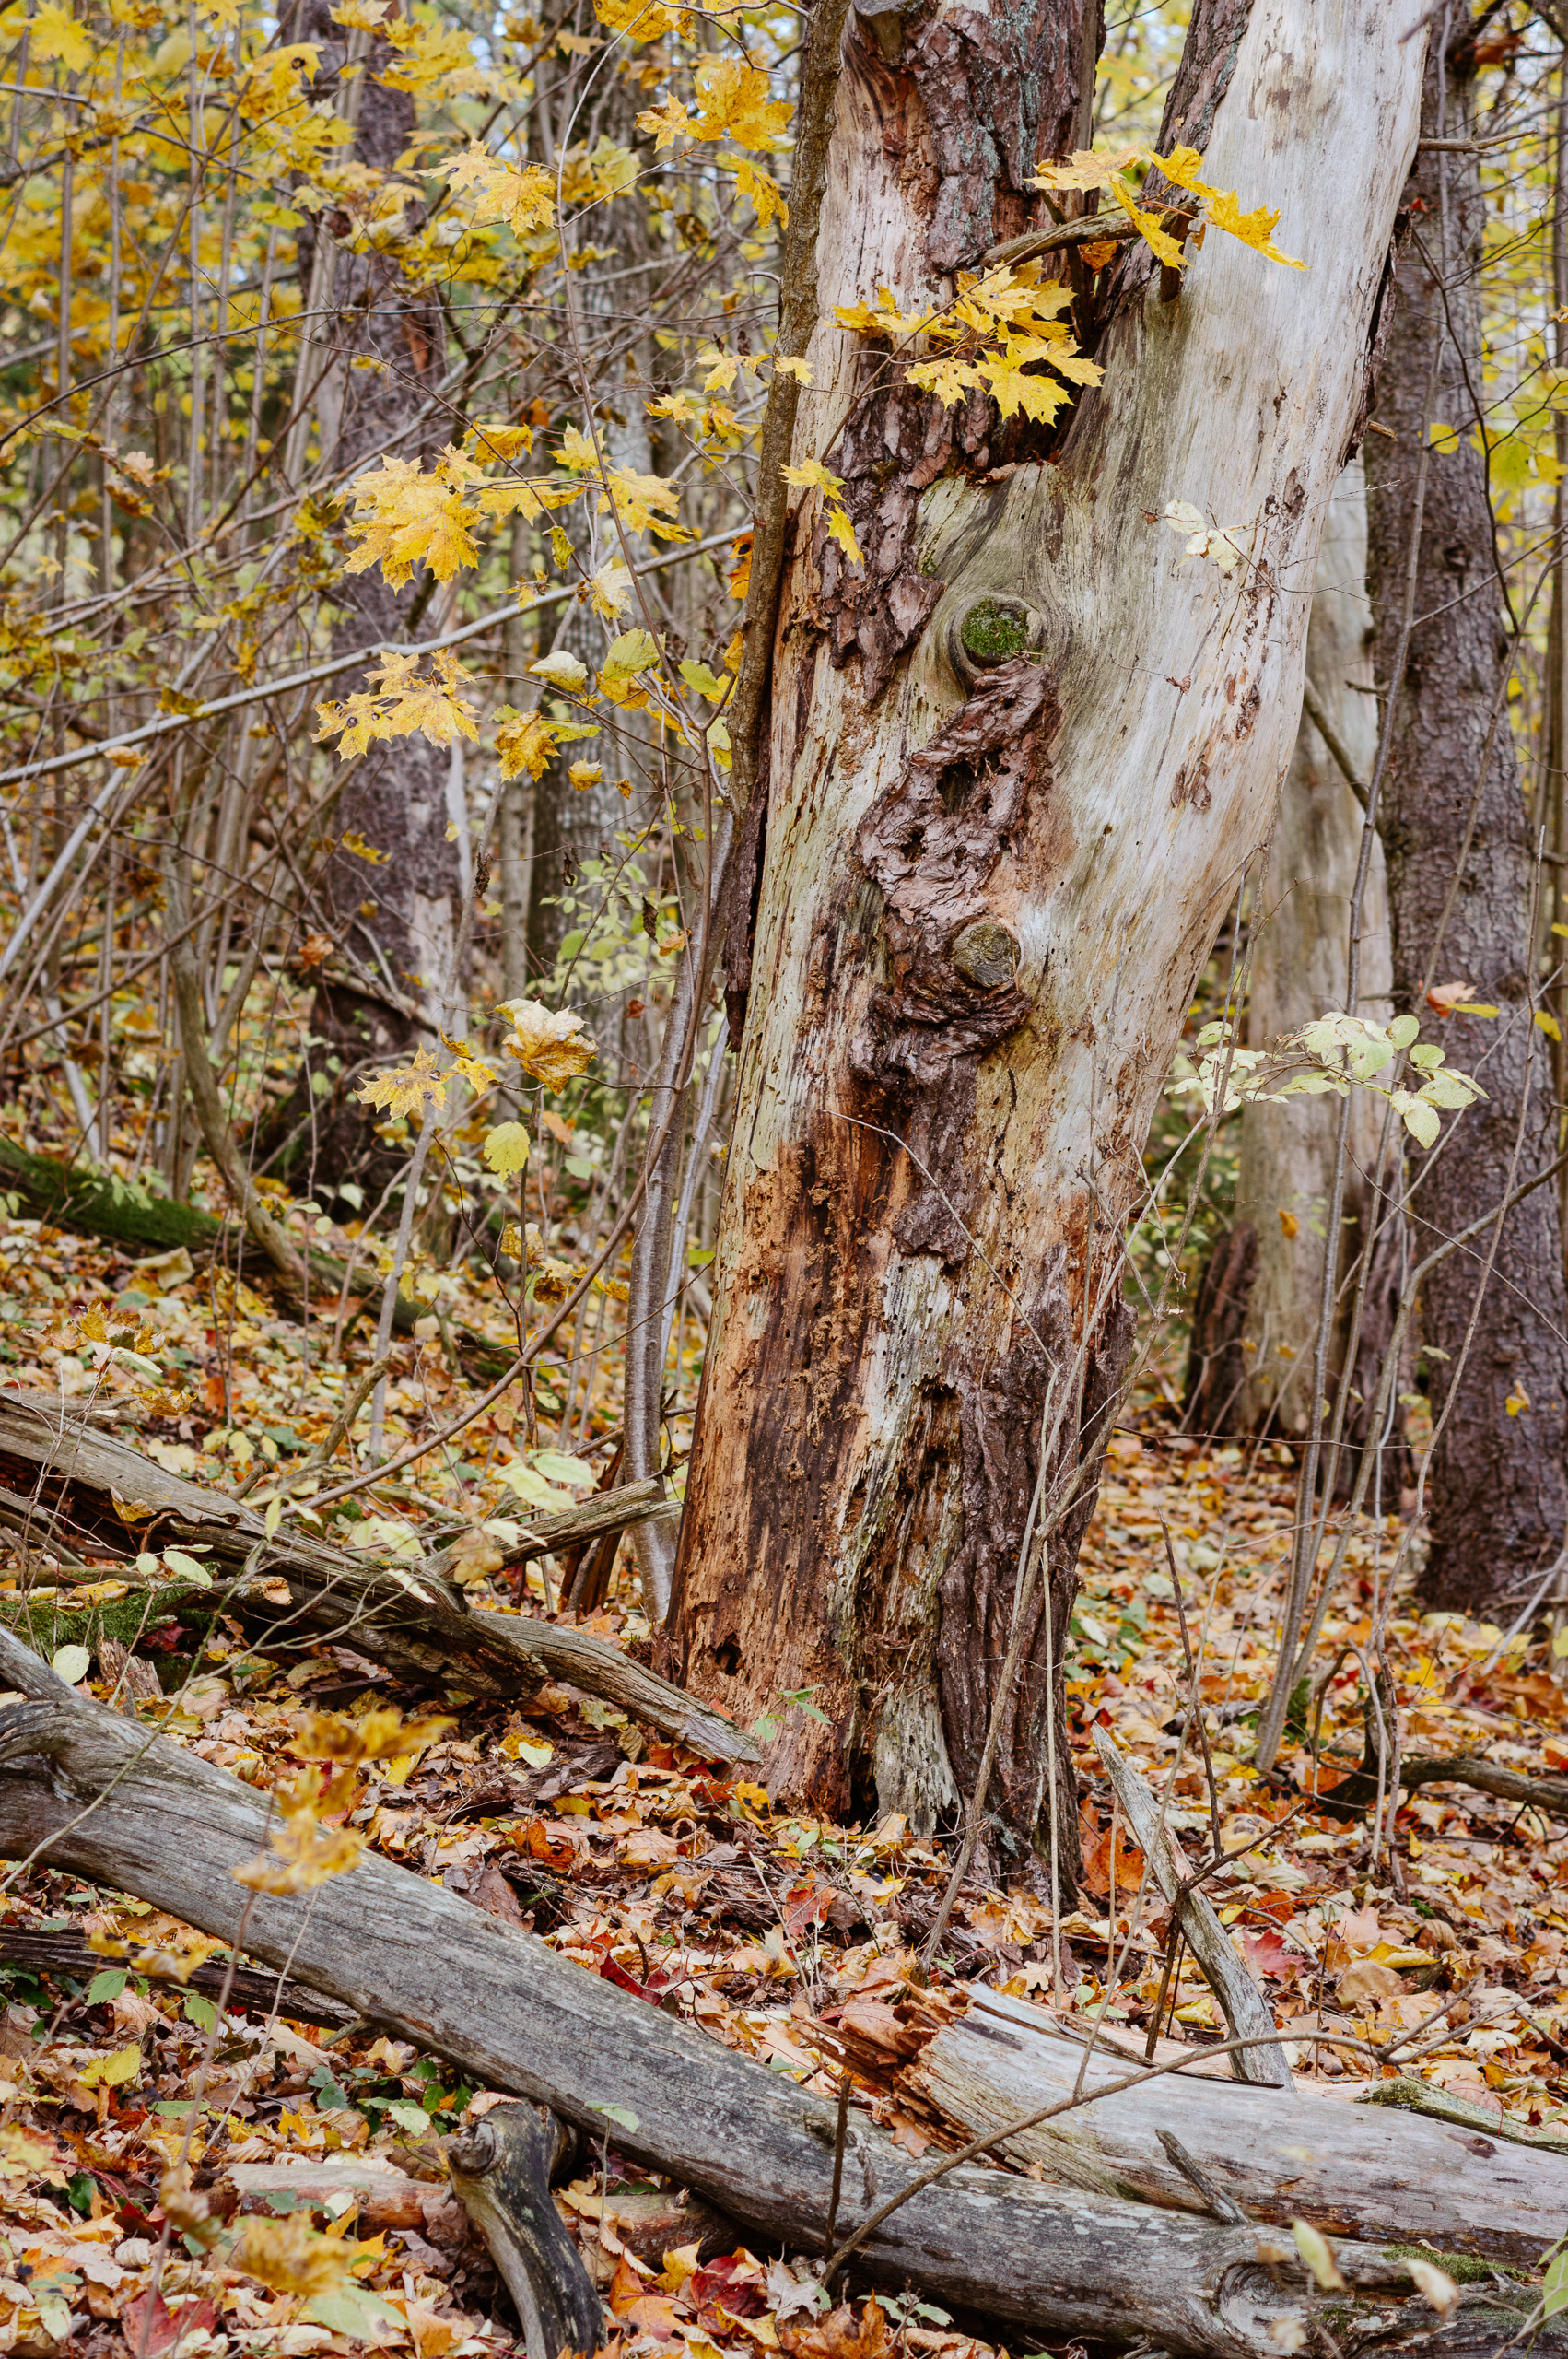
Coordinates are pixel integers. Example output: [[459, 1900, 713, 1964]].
[[960, 597, 1031, 663], [1385, 2245, 1532, 2287], [0, 1580, 218, 1667]]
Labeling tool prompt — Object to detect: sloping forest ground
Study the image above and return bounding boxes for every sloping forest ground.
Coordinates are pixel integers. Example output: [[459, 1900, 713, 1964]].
[[1, 1203, 1565, 2359]]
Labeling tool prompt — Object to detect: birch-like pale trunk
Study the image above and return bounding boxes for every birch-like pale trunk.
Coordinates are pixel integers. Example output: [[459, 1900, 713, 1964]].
[[669, 0, 1425, 1861], [1188, 462, 1397, 1441]]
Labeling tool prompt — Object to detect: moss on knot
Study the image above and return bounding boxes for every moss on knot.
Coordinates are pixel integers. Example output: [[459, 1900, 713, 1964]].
[[959, 597, 1033, 665]]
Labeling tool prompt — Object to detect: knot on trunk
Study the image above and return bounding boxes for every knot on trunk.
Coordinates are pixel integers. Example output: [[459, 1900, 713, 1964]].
[[853, 657, 1053, 1085]]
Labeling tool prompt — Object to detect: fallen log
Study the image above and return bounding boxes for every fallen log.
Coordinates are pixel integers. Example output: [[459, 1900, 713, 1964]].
[[0, 1630, 1553, 2359], [905, 1986, 1566, 2264], [0, 1919, 359, 2030], [0, 1392, 756, 1765]]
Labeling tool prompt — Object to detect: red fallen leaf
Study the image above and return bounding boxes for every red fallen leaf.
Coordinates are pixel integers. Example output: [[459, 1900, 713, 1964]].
[[785, 1884, 834, 1938], [600, 1955, 663, 2003], [1241, 1928, 1308, 1980], [510, 1819, 577, 1873], [691, 2261, 766, 2317], [1250, 1891, 1299, 1924], [121, 2293, 217, 2357]]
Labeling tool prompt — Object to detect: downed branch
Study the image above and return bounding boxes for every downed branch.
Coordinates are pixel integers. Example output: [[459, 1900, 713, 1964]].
[[0, 1919, 358, 2030], [447, 2105, 602, 2359], [0, 1392, 756, 1765], [0, 1631, 1555, 2359], [904, 1987, 1567, 2264], [1094, 1727, 1293, 2086]]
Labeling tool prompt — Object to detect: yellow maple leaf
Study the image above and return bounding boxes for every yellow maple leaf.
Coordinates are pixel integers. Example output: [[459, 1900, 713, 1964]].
[[294, 1707, 452, 1764], [1150, 146, 1306, 268], [603, 463, 686, 539], [825, 505, 862, 567], [342, 449, 482, 589], [593, 0, 681, 43], [1031, 144, 1140, 192], [637, 94, 693, 150], [782, 456, 846, 502], [1109, 170, 1187, 270], [496, 707, 562, 780], [235, 2213, 357, 2299], [354, 1045, 451, 1121], [497, 998, 596, 1089], [27, 1, 92, 68], [569, 760, 605, 790], [730, 154, 787, 231], [442, 141, 556, 237], [978, 353, 1071, 425], [688, 57, 790, 150], [315, 649, 480, 760]]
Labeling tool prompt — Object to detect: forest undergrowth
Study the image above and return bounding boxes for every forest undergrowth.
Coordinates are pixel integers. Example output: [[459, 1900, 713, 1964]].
[[1, 1204, 1565, 2359]]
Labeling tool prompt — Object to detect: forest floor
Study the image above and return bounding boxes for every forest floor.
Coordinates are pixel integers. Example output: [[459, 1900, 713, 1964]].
[[1, 1215, 1565, 2359]]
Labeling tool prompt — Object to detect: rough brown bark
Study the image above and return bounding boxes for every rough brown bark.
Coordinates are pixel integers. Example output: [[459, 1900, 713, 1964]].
[[1363, 34, 1568, 1615], [670, 0, 1423, 1872], [258, 7, 462, 1210]]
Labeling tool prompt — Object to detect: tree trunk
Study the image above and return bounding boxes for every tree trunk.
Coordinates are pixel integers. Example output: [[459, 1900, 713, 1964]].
[[668, 0, 1425, 1868], [0, 1637, 1553, 2359], [1186, 462, 1398, 1444], [258, 10, 462, 1210], [1362, 33, 1568, 1617]]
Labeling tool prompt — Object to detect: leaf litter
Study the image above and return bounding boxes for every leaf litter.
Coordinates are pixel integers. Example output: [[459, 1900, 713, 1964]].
[[2, 1240, 1568, 2359]]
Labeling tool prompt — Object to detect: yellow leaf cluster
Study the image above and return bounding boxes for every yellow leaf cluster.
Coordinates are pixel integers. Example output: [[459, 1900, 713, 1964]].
[[235, 2213, 357, 2300], [441, 140, 556, 238], [782, 458, 861, 566], [1029, 142, 1305, 273], [497, 997, 597, 1088], [599, 625, 662, 706], [314, 649, 480, 761], [342, 449, 483, 589], [232, 1765, 367, 1896], [837, 264, 1102, 430], [292, 1705, 453, 1765], [592, 0, 684, 44], [689, 57, 790, 151], [495, 704, 598, 779]]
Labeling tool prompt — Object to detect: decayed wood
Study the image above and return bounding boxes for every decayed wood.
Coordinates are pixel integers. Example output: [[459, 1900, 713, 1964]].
[[0, 1392, 758, 1766], [0, 1632, 1546, 2359], [225, 2160, 445, 2234], [447, 2106, 602, 2359], [671, 0, 1427, 1862], [1093, 1728, 1293, 2088], [0, 1920, 358, 2030], [906, 1987, 1568, 2264]]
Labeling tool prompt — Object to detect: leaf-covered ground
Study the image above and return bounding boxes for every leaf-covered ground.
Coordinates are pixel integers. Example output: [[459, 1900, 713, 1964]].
[[2, 1221, 1567, 2359]]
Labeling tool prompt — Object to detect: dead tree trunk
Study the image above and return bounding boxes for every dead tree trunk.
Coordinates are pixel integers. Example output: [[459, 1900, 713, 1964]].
[[669, 0, 1425, 1866], [1186, 462, 1398, 1446], [1363, 32, 1568, 1617]]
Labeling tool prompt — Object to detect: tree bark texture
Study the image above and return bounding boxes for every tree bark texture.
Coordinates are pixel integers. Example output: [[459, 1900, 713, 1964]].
[[0, 1638, 1555, 2359], [1363, 36, 1568, 1615], [261, 9, 463, 1206], [669, 0, 1425, 1865], [1187, 462, 1396, 1441], [906, 1985, 1568, 2264]]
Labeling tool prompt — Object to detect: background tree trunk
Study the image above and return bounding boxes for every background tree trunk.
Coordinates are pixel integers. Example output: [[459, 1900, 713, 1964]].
[[668, 0, 1424, 1872], [1186, 462, 1398, 1445], [1363, 31, 1568, 1617], [257, 9, 462, 1210]]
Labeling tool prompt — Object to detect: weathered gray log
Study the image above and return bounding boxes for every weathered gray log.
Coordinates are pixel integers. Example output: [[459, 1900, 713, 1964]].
[[447, 2106, 602, 2359], [1093, 1728, 1293, 2088], [0, 1631, 1550, 2359], [0, 1392, 756, 1764], [907, 1987, 1567, 2264]]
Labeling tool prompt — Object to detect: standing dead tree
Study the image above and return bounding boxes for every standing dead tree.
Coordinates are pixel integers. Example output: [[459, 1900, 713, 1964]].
[[669, 0, 1427, 1872]]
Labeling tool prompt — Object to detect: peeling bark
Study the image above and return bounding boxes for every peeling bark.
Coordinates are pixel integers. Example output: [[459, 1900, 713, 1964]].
[[672, 0, 1425, 1862]]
